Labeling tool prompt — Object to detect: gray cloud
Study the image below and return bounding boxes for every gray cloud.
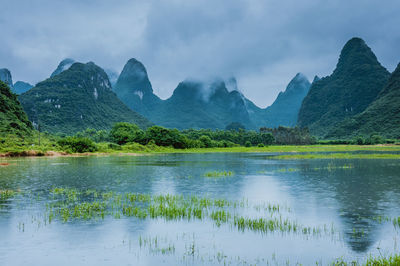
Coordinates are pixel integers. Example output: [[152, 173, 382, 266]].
[[1, 0, 399, 107]]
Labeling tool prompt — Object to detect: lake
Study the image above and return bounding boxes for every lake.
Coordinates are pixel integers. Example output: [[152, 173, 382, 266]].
[[0, 153, 399, 265]]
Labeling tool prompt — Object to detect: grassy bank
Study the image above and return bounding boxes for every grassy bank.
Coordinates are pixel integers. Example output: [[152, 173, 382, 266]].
[[2, 143, 400, 158]]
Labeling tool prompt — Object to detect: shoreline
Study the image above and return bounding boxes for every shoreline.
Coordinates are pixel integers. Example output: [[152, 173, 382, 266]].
[[1, 144, 400, 158]]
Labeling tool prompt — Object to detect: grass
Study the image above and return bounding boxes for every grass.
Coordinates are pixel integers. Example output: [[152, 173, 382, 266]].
[[2, 142, 400, 157], [0, 189, 17, 200], [11, 187, 336, 237], [274, 153, 400, 160], [203, 170, 234, 178]]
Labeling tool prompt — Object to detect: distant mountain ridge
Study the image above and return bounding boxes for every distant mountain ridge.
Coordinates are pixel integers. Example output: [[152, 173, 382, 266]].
[[298, 37, 390, 136], [263, 73, 311, 128], [113, 58, 311, 130], [19, 61, 151, 134]]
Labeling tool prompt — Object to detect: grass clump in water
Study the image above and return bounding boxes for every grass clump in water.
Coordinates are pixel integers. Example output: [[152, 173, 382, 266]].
[[204, 171, 234, 178], [0, 189, 17, 200]]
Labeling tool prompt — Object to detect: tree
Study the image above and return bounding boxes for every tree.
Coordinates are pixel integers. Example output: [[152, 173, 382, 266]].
[[110, 122, 142, 145]]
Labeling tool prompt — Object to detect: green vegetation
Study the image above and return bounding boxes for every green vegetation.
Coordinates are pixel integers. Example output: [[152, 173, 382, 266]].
[[203, 171, 234, 178], [0, 189, 17, 200], [0, 81, 32, 137], [329, 63, 400, 139], [57, 136, 97, 153], [18, 62, 151, 135], [274, 153, 400, 160], [260, 126, 316, 145], [298, 37, 390, 137]]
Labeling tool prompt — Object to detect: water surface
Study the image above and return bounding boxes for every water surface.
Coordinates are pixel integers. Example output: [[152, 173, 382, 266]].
[[1, 153, 399, 265]]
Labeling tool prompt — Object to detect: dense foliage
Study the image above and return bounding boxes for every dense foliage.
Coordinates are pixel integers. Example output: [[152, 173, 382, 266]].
[[18, 62, 151, 135], [57, 136, 97, 153], [0, 81, 32, 137], [298, 38, 390, 136], [260, 126, 316, 145], [328, 63, 400, 139]]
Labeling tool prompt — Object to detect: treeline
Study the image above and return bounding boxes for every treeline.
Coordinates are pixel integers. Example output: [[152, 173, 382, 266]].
[[61, 122, 276, 151], [55, 123, 397, 153]]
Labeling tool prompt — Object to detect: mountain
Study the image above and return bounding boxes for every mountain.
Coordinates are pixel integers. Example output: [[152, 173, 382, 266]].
[[327, 63, 400, 138], [50, 58, 75, 77], [19, 62, 152, 134], [114, 59, 256, 130], [0, 81, 32, 136], [154, 79, 254, 130], [113, 58, 315, 130], [297, 37, 390, 136], [263, 73, 311, 128], [0, 68, 14, 91], [13, 81, 33, 94], [104, 69, 119, 87], [113, 58, 162, 118]]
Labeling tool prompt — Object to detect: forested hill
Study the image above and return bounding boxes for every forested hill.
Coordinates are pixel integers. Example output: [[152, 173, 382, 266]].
[[327, 63, 400, 138], [297, 37, 390, 136], [0, 81, 32, 136], [19, 62, 152, 134]]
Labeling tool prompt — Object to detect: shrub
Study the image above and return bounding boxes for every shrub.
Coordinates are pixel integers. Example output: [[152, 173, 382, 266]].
[[110, 122, 143, 145], [245, 141, 252, 147], [199, 135, 213, 148], [257, 143, 264, 147], [57, 137, 97, 153]]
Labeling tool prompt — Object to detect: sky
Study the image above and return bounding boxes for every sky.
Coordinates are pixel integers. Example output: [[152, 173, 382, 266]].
[[1, 0, 400, 107]]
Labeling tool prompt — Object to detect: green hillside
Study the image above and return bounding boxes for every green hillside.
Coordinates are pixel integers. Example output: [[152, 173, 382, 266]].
[[327, 63, 400, 138], [19, 62, 151, 134], [0, 81, 32, 136], [297, 37, 390, 136]]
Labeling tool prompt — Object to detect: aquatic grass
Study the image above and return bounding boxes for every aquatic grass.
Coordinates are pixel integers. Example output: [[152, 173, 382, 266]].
[[0, 189, 17, 200], [274, 153, 400, 160], [233, 215, 299, 234], [203, 170, 234, 178], [27, 188, 338, 237]]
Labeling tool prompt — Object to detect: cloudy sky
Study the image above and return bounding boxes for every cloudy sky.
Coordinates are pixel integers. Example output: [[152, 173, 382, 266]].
[[1, 0, 399, 107]]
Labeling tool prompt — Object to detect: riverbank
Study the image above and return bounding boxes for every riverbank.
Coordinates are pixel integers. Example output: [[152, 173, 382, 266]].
[[1, 144, 400, 158]]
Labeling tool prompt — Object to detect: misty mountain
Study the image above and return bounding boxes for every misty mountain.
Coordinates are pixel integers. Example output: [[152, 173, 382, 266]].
[[0, 80, 32, 136], [263, 73, 311, 128], [13, 81, 33, 94], [0, 68, 14, 91], [19, 61, 151, 134], [105, 69, 119, 87], [297, 37, 390, 136], [327, 62, 400, 138], [113, 58, 314, 130], [113, 58, 162, 118], [50, 58, 76, 77]]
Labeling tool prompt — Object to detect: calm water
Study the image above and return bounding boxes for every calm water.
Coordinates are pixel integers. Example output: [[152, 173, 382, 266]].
[[0, 153, 400, 265]]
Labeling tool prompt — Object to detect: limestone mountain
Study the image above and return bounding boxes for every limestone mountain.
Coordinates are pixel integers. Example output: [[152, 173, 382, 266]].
[[13, 81, 33, 94], [327, 63, 400, 138], [153, 79, 254, 130], [50, 58, 75, 77], [0, 68, 14, 91], [19, 62, 151, 134], [105, 69, 119, 87], [113, 58, 162, 118], [297, 37, 390, 136], [263, 73, 311, 128], [0, 81, 32, 136]]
